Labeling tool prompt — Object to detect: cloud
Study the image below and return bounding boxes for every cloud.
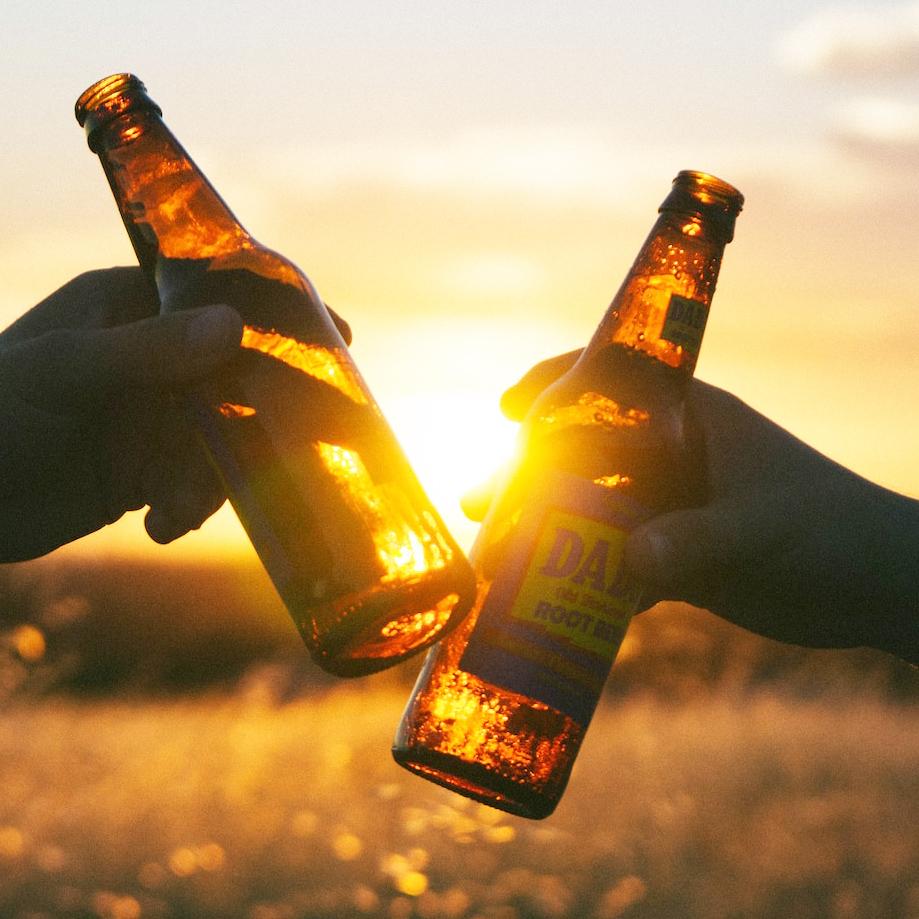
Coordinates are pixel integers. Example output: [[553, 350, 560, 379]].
[[777, 2, 919, 78], [209, 126, 784, 220], [830, 95, 919, 164], [250, 128, 670, 210], [777, 5, 919, 171]]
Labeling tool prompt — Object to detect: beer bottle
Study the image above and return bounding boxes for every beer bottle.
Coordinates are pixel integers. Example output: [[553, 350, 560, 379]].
[[393, 171, 743, 817], [75, 74, 475, 676]]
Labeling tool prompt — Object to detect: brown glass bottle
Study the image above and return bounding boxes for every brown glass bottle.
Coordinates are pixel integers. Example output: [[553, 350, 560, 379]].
[[393, 171, 743, 817], [75, 74, 475, 676]]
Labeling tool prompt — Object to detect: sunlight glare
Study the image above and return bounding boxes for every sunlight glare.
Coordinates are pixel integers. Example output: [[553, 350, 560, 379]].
[[384, 390, 519, 552]]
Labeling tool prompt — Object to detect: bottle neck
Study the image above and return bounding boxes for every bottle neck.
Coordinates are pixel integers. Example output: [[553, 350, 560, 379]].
[[78, 77, 249, 274], [583, 173, 741, 378]]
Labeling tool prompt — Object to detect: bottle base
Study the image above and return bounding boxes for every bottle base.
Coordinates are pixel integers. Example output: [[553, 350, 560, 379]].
[[392, 745, 559, 820], [296, 569, 476, 677]]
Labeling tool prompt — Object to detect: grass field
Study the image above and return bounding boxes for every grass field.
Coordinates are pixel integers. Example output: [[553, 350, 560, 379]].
[[0, 557, 917, 919]]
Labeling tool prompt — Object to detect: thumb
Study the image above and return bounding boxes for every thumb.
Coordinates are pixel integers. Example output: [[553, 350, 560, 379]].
[[500, 349, 582, 421], [624, 492, 790, 592], [4, 305, 243, 408]]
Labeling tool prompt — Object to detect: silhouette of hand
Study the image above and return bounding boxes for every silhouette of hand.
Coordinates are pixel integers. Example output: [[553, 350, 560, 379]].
[[487, 350, 919, 663], [0, 267, 245, 561]]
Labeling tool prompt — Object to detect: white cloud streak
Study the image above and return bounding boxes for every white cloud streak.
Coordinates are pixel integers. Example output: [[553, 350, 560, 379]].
[[777, 1, 919, 78], [778, 4, 919, 169], [831, 95, 919, 162], [211, 127, 798, 220], [254, 128, 673, 209]]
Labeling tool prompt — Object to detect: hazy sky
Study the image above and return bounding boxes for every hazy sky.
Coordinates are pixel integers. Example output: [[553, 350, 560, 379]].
[[4, 0, 919, 556]]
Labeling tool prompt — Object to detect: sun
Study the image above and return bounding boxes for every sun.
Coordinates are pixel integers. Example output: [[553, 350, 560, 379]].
[[357, 314, 570, 555], [383, 388, 520, 552]]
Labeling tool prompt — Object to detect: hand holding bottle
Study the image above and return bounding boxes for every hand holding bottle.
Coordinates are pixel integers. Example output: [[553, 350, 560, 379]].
[[0, 267, 242, 561], [75, 74, 475, 675], [501, 351, 919, 665], [0, 267, 354, 564], [394, 171, 745, 818]]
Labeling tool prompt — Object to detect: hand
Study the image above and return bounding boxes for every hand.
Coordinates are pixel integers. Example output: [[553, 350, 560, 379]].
[[0, 268, 242, 561], [0, 268, 355, 564], [493, 350, 919, 663], [0, 267, 354, 563]]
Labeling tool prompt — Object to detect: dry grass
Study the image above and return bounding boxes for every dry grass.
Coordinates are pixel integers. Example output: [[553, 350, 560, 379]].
[[0, 556, 917, 918], [0, 686, 917, 919]]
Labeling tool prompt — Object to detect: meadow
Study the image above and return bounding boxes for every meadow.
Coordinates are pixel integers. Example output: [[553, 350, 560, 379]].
[[1, 556, 917, 919]]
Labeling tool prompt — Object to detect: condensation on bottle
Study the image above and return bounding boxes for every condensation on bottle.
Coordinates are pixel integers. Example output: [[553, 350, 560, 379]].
[[392, 171, 744, 818], [75, 74, 476, 677]]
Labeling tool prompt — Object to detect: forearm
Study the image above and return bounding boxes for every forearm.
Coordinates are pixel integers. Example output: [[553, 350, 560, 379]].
[[855, 482, 919, 665]]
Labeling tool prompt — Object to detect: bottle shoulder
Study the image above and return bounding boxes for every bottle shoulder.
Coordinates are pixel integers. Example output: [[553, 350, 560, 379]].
[[155, 247, 339, 342], [526, 344, 690, 424], [214, 244, 313, 291], [516, 344, 700, 510]]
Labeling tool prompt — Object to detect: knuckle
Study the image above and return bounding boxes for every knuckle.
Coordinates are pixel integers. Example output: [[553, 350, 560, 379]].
[[67, 267, 125, 296], [67, 267, 155, 326]]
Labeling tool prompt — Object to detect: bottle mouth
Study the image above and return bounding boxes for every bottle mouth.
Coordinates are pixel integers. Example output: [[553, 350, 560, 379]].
[[75, 73, 161, 146], [660, 170, 744, 242], [674, 170, 744, 212]]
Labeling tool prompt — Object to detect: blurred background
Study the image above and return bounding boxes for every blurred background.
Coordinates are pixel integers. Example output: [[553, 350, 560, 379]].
[[1, 2, 918, 917]]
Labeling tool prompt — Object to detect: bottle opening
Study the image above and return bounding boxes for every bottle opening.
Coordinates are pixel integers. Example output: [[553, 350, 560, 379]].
[[75, 74, 161, 147], [661, 170, 744, 242], [674, 170, 744, 212]]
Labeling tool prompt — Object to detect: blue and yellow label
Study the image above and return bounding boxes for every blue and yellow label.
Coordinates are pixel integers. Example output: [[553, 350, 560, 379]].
[[459, 473, 646, 725], [661, 293, 708, 356], [510, 509, 636, 654]]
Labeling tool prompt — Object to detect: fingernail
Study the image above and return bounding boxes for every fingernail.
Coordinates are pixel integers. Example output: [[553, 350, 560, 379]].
[[185, 305, 242, 360]]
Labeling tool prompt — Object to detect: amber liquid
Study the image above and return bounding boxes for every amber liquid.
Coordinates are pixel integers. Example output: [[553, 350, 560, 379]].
[[393, 593, 583, 819], [160, 260, 475, 676], [393, 343, 700, 817]]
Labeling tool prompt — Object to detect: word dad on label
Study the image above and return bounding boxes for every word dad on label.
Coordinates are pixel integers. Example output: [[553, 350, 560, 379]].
[[511, 510, 640, 657]]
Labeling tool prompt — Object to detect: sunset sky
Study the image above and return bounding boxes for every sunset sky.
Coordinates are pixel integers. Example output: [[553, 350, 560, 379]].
[[3, 0, 919, 559]]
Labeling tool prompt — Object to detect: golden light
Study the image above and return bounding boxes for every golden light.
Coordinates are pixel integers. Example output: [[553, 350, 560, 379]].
[[11, 624, 46, 663], [315, 440, 448, 582], [395, 870, 429, 897], [0, 826, 24, 859], [353, 313, 586, 554], [383, 388, 519, 552], [537, 392, 650, 432], [217, 401, 257, 418], [240, 326, 368, 404], [594, 474, 633, 489], [167, 847, 198, 877], [332, 831, 363, 861]]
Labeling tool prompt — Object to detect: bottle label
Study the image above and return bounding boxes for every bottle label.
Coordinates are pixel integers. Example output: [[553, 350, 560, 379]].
[[661, 294, 708, 357], [459, 472, 646, 725]]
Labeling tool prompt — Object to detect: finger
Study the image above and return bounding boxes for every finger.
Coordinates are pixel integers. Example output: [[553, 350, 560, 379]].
[[623, 492, 792, 592], [145, 485, 226, 544], [1, 267, 158, 344], [4, 304, 243, 410], [499, 349, 582, 421], [459, 461, 516, 522], [324, 304, 352, 345], [460, 479, 495, 522], [143, 455, 227, 544]]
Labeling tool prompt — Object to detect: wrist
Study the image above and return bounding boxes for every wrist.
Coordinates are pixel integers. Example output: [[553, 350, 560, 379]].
[[855, 483, 919, 665]]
